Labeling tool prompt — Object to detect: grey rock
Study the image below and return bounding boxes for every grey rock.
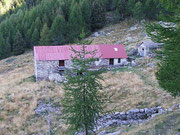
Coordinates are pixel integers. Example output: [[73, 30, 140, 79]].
[[147, 63, 154, 67], [140, 109, 145, 113], [49, 73, 63, 83], [5, 58, 16, 64], [129, 109, 140, 113], [99, 31, 105, 36], [130, 25, 138, 31], [35, 101, 61, 115], [127, 37, 136, 42], [131, 61, 138, 67], [116, 41, 121, 44], [92, 32, 99, 37]]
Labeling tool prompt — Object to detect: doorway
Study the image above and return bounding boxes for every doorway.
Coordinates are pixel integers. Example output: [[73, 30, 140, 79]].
[[109, 59, 114, 65]]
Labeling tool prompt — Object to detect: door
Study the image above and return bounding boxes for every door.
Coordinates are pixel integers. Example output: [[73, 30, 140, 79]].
[[109, 59, 114, 65], [59, 60, 65, 66]]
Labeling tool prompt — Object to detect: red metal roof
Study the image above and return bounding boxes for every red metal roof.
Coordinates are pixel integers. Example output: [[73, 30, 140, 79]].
[[34, 45, 127, 61]]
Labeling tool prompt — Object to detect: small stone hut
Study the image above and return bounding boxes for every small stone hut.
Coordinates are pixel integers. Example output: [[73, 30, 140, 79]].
[[34, 44, 128, 81]]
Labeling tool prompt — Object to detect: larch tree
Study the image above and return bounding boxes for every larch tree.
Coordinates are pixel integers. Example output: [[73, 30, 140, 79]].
[[146, 0, 180, 96], [62, 44, 109, 134]]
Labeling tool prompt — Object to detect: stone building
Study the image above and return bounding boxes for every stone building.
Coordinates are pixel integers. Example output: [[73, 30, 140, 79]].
[[34, 45, 128, 81]]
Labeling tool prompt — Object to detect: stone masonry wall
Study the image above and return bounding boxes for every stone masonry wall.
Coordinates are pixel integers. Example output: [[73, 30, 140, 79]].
[[35, 60, 59, 80], [35, 58, 125, 81]]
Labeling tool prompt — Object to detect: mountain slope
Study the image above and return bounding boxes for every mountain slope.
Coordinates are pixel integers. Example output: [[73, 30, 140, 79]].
[[0, 21, 179, 135]]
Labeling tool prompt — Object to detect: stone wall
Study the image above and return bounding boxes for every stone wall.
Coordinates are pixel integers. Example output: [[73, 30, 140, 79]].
[[35, 58, 127, 81], [35, 60, 59, 81]]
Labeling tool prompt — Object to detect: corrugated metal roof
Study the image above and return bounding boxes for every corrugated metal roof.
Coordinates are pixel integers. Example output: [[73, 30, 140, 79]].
[[34, 45, 127, 61]]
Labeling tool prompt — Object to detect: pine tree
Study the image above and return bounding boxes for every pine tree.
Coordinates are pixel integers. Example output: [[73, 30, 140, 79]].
[[34, 17, 41, 32], [91, 0, 106, 31], [127, 0, 136, 16], [80, 0, 91, 33], [13, 30, 25, 55], [68, 3, 85, 42], [0, 33, 7, 59], [39, 23, 51, 45], [117, 0, 128, 19], [133, 1, 145, 21], [62, 45, 108, 134], [146, 0, 180, 96], [50, 15, 66, 45], [31, 28, 39, 46]]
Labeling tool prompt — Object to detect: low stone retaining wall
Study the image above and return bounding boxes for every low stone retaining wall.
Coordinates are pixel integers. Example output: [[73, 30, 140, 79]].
[[95, 105, 180, 131]]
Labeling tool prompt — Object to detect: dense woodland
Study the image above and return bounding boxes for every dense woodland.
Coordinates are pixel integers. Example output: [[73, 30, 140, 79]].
[[0, 0, 162, 59]]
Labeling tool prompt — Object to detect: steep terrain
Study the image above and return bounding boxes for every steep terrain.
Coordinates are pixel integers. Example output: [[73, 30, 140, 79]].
[[0, 20, 179, 135]]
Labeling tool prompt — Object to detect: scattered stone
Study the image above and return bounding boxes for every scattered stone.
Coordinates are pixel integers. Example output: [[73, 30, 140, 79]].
[[49, 73, 63, 83], [126, 37, 136, 42], [147, 63, 154, 67], [170, 104, 180, 110], [92, 32, 99, 37], [130, 24, 138, 31], [116, 41, 121, 44], [99, 31, 105, 36], [96, 106, 166, 131], [131, 60, 138, 67], [5, 58, 16, 64], [35, 100, 61, 115]]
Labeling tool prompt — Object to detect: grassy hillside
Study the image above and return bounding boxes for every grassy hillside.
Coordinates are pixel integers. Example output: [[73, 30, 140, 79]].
[[0, 21, 179, 135]]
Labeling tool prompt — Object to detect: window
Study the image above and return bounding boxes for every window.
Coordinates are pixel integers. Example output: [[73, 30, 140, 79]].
[[59, 60, 65, 66], [118, 58, 121, 63], [109, 59, 114, 65]]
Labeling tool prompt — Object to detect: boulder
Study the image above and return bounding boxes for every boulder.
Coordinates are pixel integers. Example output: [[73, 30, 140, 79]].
[[131, 60, 138, 67], [92, 32, 99, 37], [147, 63, 154, 67], [49, 73, 63, 83], [99, 31, 105, 36]]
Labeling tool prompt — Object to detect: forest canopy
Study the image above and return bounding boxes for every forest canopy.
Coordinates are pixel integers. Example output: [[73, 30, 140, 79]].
[[0, 0, 162, 59]]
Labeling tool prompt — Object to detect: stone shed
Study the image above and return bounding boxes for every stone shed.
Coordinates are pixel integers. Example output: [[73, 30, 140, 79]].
[[34, 44, 128, 81]]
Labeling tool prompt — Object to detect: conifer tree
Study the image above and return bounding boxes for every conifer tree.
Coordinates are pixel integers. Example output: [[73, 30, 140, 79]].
[[91, 0, 106, 31], [13, 30, 25, 55], [117, 0, 128, 19], [34, 17, 41, 32], [133, 1, 144, 21], [62, 39, 108, 134], [80, 0, 91, 33], [127, 0, 136, 16], [68, 3, 84, 42], [0, 34, 7, 59], [146, 0, 180, 96], [39, 23, 51, 45], [31, 28, 39, 46], [50, 15, 66, 45]]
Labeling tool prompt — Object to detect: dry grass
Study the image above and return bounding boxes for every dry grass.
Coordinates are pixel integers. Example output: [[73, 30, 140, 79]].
[[120, 111, 180, 135], [102, 67, 179, 112], [0, 20, 179, 134]]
